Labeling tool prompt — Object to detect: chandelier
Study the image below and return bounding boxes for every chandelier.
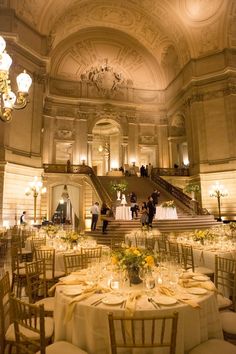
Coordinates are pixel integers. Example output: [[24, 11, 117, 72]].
[[0, 35, 32, 122]]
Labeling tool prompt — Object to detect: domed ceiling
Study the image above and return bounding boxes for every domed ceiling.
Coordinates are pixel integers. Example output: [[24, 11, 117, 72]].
[[10, 0, 235, 89]]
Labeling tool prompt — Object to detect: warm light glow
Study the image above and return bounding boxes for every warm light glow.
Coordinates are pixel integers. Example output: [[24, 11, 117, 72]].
[[111, 160, 119, 169], [0, 35, 32, 123], [98, 145, 103, 152], [3, 220, 9, 228], [25, 176, 46, 223], [183, 157, 189, 166], [16, 70, 32, 93], [209, 181, 228, 198]]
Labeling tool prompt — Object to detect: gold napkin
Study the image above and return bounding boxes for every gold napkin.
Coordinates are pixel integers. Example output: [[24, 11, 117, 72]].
[[179, 279, 216, 292], [48, 278, 87, 296], [125, 291, 143, 316], [65, 285, 110, 322], [175, 296, 200, 308], [158, 286, 175, 297]]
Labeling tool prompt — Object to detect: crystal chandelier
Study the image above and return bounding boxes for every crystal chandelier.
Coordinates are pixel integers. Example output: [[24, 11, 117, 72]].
[[0, 35, 32, 122]]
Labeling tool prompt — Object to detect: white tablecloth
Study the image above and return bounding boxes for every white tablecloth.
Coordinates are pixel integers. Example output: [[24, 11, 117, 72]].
[[155, 206, 178, 219], [115, 206, 132, 220], [54, 275, 223, 354]]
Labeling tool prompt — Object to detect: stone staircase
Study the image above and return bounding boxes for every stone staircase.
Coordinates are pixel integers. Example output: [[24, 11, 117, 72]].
[[85, 176, 220, 246]]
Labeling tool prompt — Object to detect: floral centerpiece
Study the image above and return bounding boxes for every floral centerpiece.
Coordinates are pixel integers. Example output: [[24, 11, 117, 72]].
[[162, 200, 176, 208], [193, 229, 213, 244], [61, 230, 80, 246], [43, 225, 59, 238], [111, 245, 155, 284], [110, 180, 128, 193], [184, 183, 200, 193]]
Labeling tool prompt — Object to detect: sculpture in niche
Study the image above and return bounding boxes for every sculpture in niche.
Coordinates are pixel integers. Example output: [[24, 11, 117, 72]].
[[57, 130, 73, 139], [82, 59, 125, 97]]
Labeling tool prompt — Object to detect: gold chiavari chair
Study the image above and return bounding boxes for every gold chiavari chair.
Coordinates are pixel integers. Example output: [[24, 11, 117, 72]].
[[108, 312, 179, 354], [81, 246, 102, 267], [11, 246, 27, 298], [34, 248, 65, 294], [11, 296, 87, 354], [25, 260, 54, 317], [0, 271, 15, 354], [180, 244, 214, 280], [215, 255, 236, 343], [167, 241, 181, 264], [63, 253, 87, 275]]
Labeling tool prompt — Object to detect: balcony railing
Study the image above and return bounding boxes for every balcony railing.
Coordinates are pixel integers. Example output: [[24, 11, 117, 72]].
[[154, 167, 189, 176]]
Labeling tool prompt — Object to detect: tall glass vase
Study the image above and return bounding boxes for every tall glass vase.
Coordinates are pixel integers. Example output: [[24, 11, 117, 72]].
[[127, 266, 142, 285]]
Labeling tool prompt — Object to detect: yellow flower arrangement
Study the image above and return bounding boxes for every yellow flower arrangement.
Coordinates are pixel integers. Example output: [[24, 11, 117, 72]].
[[193, 229, 213, 243], [43, 225, 59, 237], [61, 230, 80, 244], [162, 200, 176, 208], [111, 245, 155, 271]]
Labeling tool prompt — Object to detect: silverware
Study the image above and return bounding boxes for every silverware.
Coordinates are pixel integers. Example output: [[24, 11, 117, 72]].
[[148, 298, 160, 309], [91, 297, 105, 306]]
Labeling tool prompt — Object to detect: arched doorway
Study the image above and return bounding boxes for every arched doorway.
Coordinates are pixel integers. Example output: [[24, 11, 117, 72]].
[[92, 120, 121, 176]]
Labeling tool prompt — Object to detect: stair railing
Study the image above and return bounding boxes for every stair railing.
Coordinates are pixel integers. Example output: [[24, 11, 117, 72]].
[[151, 168, 209, 215], [43, 163, 113, 208]]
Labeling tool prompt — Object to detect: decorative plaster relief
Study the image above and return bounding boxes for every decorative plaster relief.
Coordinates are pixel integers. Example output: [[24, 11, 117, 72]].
[[140, 136, 156, 144], [57, 130, 73, 139], [199, 22, 219, 53], [181, 0, 224, 22]]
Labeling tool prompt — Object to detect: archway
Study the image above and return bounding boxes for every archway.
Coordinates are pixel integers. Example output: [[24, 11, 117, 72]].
[[92, 119, 121, 176]]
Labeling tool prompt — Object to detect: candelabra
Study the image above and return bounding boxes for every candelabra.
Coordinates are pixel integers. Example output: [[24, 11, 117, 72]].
[[0, 35, 32, 122], [209, 181, 228, 221], [25, 177, 46, 223]]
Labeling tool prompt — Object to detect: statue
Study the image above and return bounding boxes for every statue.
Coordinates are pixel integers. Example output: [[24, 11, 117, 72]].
[[121, 194, 127, 206]]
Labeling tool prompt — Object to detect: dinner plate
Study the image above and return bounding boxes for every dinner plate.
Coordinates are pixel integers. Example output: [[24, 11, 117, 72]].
[[188, 287, 207, 295], [63, 286, 83, 296], [153, 296, 177, 305], [102, 296, 125, 305], [192, 275, 210, 282]]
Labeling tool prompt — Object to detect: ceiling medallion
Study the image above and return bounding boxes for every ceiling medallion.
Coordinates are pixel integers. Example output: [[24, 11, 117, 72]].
[[82, 59, 125, 96]]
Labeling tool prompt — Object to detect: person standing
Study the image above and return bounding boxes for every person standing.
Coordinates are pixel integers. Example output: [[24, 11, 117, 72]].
[[90, 202, 99, 231], [147, 196, 155, 228], [20, 211, 27, 225], [100, 202, 110, 234], [147, 163, 153, 178], [151, 189, 160, 206]]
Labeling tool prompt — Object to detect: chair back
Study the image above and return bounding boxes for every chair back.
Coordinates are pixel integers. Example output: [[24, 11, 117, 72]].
[[81, 247, 102, 266], [63, 254, 86, 275], [10, 296, 45, 354], [215, 255, 236, 311], [108, 312, 178, 354], [156, 238, 167, 253], [25, 260, 47, 303], [0, 272, 12, 353], [180, 244, 194, 272], [34, 248, 55, 279], [31, 239, 47, 255], [167, 241, 181, 263]]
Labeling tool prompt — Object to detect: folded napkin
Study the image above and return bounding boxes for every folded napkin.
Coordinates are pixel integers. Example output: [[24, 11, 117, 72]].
[[125, 290, 143, 316], [175, 296, 200, 308], [158, 286, 175, 297], [48, 278, 87, 296], [65, 285, 110, 322], [179, 279, 216, 292]]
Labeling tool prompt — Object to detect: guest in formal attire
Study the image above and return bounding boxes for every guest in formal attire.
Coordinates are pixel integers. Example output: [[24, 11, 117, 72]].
[[90, 202, 99, 231], [151, 189, 160, 206], [147, 196, 155, 228], [140, 165, 145, 177], [140, 206, 148, 226], [131, 203, 139, 219], [100, 202, 110, 234], [20, 211, 27, 225], [129, 192, 137, 203]]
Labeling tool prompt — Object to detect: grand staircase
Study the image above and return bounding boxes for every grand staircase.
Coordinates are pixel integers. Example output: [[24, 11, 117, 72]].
[[85, 175, 220, 246]]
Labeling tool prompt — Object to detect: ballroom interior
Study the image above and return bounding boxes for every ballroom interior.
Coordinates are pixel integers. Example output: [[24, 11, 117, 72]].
[[0, 0, 236, 226]]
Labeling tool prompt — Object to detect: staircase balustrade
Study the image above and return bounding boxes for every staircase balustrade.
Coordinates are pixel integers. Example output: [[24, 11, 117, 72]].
[[43, 163, 113, 208], [151, 169, 209, 216]]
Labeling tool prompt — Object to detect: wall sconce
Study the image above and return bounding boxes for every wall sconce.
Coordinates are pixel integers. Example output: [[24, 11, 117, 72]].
[[0, 36, 32, 122], [209, 181, 228, 221]]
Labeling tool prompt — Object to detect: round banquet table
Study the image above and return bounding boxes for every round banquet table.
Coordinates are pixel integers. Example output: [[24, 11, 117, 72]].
[[53, 272, 223, 354], [115, 206, 132, 220], [155, 206, 178, 220]]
